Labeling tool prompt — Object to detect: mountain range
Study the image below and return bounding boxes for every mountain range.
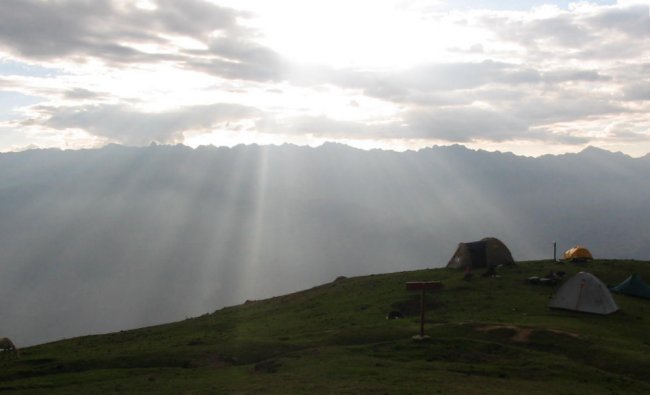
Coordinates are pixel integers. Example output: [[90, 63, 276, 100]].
[[1, 143, 648, 346]]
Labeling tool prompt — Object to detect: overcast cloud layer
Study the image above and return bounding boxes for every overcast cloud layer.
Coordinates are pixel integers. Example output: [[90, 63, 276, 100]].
[[0, 0, 648, 156]]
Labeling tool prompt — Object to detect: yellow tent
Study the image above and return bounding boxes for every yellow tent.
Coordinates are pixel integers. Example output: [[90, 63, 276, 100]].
[[563, 246, 593, 262]]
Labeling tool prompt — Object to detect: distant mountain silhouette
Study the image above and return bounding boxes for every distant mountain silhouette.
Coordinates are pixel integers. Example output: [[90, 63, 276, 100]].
[[0, 143, 648, 346]]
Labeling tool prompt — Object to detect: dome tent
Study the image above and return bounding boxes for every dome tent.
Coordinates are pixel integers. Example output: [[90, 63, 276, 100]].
[[610, 274, 650, 300], [446, 237, 514, 269], [563, 246, 593, 262], [549, 272, 618, 315]]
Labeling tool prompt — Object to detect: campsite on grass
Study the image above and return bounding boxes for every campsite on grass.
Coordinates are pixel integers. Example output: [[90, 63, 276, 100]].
[[2, 257, 650, 394], [1, 1, 649, 393]]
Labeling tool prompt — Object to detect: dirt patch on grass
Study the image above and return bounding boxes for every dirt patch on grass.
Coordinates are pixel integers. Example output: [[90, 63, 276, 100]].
[[475, 325, 578, 343], [475, 325, 532, 342], [202, 352, 229, 368]]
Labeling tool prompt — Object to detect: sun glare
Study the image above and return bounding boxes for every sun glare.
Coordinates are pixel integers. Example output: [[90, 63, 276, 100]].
[[228, 0, 486, 69]]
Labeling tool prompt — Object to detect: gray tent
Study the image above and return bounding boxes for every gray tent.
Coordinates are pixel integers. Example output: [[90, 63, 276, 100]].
[[446, 237, 515, 269], [549, 272, 618, 315]]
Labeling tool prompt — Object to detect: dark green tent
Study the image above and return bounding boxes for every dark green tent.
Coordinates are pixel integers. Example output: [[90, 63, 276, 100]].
[[610, 274, 650, 300], [446, 237, 515, 269]]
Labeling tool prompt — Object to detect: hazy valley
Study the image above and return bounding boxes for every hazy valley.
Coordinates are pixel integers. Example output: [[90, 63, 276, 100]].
[[1, 143, 649, 346]]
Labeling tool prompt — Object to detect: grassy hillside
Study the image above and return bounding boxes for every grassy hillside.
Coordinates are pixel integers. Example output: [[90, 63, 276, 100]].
[[2, 260, 650, 394]]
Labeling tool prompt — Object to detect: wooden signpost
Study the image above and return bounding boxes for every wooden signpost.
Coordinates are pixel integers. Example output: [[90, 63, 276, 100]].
[[405, 281, 443, 340]]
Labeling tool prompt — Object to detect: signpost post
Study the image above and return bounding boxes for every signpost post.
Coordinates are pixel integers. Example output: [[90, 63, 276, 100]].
[[405, 281, 443, 340]]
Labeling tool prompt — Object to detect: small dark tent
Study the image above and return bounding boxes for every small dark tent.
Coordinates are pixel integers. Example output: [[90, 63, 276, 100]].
[[610, 274, 650, 300], [446, 237, 515, 269]]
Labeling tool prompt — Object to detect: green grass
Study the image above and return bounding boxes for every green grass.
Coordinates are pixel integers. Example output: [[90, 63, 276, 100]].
[[2, 259, 650, 394]]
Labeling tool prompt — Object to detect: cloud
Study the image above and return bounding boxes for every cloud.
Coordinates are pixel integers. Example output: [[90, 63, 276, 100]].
[[401, 61, 546, 91], [255, 107, 531, 144], [541, 69, 610, 83], [63, 88, 105, 101], [40, 103, 259, 145], [0, 0, 153, 60], [623, 83, 650, 101], [151, 0, 242, 39], [478, 3, 650, 62], [331, 61, 538, 96], [0, 1, 648, 155], [403, 106, 528, 142], [0, 0, 285, 81], [302, 4, 647, 148], [326, 60, 612, 108], [588, 4, 650, 38], [256, 114, 380, 139], [184, 36, 287, 81], [0, 75, 103, 104], [510, 95, 623, 125], [605, 121, 650, 141], [526, 127, 591, 145]]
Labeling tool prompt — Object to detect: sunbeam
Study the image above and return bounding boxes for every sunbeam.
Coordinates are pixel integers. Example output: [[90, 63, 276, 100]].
[[1, 142, 649, 346]]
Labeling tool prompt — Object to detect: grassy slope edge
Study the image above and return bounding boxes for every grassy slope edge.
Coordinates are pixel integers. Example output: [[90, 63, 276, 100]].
[[2, 259, 650, 394]]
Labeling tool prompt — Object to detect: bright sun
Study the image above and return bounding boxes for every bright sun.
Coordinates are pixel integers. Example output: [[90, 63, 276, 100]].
[[218, 0, 486, 70]]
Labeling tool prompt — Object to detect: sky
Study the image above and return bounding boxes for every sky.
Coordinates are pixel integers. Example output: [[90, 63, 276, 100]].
[[0, 0, 648, 157]]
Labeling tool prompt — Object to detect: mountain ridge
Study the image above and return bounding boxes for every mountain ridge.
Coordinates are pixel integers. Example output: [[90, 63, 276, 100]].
[[5, 142, 649, 160], [0, 143, 648, 347]]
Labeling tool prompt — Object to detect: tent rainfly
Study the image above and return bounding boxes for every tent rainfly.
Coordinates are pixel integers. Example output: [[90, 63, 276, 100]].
[[563, 246, 593, 262], [610, 274, 650, 300], [446, 237, 515, 269], [548, 272, 618, 315]]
